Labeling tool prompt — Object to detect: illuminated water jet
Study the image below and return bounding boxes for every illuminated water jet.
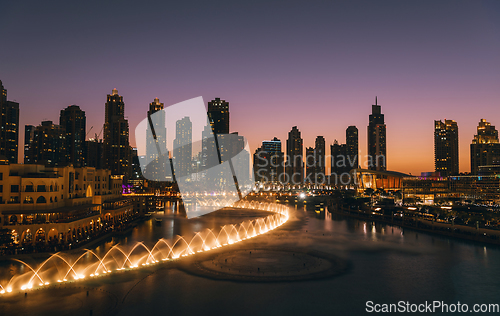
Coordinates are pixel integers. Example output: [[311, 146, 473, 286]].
[[0, 202, 289, 293]]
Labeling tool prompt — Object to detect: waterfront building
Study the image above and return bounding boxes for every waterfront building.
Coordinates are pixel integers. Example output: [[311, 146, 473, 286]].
[[0, 163, 135, 246], [470, 119, 500, 174]]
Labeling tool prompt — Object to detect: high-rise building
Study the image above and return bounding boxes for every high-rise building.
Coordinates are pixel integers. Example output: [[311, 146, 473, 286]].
[[26, 121, 67, 166], [0, 80, 19, 164], [103, 89, 130, 176], [24, 125, 35, 164], [173, 116, 192, 178], [146, 98, 166, 161], [85, 137, 104, 169], [263, 137, 284, 182], [144, 98, 167, 181], [367, 97, 386, 171], [346, 126, 359, 170], [130, 147, 143, 183], [254, 137, 284, 183], [201, 124, 218, 170], [60, 105, 86, 167], [470, 119, 500, 174], [305, 147, 315, 183], [435, 119, 459, 176], [331, 140, 348, 175], [286, 126, 303, 184], [314, 136, 326, 181], [207, 98, 229, 135]]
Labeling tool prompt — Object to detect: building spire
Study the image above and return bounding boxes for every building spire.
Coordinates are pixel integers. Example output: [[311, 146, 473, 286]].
[[375, 96, 377, 105]]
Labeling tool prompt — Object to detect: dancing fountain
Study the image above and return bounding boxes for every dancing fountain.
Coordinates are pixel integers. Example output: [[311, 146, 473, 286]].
[[0, 201, 289, 294]]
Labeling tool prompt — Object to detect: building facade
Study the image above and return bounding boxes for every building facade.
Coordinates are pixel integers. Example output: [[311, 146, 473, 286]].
[[314, 136, 326, 182], [253, 137, 284, 183], [367, 97, 386, 171], [103, 89, 130, 176], [173, 116, 192, 178], [207, 98, 229, 135], [0, 164, 136, 247], [470, 119, 500, 174], [60, 105, 86, 167], [25, 121, 68, 166], [286, 126, 303, 184], [434, 119, 459, 176], [0, 80, 19, 164], [346, 125, 359, 169]]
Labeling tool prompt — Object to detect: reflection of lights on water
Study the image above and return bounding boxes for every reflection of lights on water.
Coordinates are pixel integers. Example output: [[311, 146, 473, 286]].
[[1, 202, 289, 293]]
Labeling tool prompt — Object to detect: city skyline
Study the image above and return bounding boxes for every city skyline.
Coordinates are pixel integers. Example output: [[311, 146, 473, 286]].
[[2, 1, 500, 176], [6, 83, 500, 176]]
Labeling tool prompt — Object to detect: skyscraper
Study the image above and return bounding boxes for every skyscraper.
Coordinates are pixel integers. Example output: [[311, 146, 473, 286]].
[[367, 97, 386, 171], [173, 116, 192, 178], [434, 119, 459, 176], [24, 125, 35, 164], [201, 124, 218, 170], [305, 147, 315, 183], [254, 138, 284, 183], [0, 80, 19, 164], [470, 119, 500, 174], [26, 121, 67, 166], [144, 98, 167, 180], [207, 98, 229, 135], [346, 125, 359, 170], [314, 136, 326, 181], [263, 137, 284, 182], [103, 89, 130, 176], [85, 137, 104, 169], [286, 126, 303, 184], [60, 105, 86, 167], [331, 140, 347, 175]]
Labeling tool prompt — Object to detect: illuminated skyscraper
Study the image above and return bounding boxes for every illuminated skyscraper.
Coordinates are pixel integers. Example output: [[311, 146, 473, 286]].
[[26, 121, 67, 166], [24, 125, 35, 164], [144, 98, 167, 180], [434, 119, 459, 176], [103, 89, 130, 176], [60, 105, 86, 167], [0, 80, 19, 164], [286, 126, 303, 184], [173, 116, 192, 178], [207, 98, 229, 135], [470, 119, 500, 174], [367, 97, 386, 171]]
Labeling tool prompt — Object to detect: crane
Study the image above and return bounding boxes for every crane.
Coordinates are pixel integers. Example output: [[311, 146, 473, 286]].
[[86, 126, 93, 138]]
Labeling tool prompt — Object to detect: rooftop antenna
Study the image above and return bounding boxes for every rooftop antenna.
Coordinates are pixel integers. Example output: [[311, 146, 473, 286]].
[[375, 96, 378, 105]]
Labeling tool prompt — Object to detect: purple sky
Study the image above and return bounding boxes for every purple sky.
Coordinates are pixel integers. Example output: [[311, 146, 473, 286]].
[[1, 0, 500, 175]]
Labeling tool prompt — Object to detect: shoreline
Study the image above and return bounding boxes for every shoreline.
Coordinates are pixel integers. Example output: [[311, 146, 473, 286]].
[[0, 216, 148, 261], [330, 204, 500, 246]]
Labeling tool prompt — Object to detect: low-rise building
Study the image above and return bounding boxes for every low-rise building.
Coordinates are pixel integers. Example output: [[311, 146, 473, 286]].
[[0, 163, 135, 247]]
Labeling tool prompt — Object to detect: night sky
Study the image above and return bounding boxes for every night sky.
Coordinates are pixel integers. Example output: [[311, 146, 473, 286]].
[[1, 0, 499, 175]]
